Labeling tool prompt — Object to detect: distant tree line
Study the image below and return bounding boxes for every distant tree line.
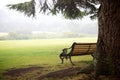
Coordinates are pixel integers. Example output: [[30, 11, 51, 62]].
[[0, 32, 96, 40]]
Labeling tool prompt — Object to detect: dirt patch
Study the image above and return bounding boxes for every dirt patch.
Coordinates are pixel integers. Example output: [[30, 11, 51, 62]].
[[3, 66, 43, 76], [38, 67, 81, 80]]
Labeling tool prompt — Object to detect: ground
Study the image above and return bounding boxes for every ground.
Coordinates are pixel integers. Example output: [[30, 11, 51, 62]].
[[0, 39, 119, 80], [2, 65, 92, 80], [2, 65, 120, 80]]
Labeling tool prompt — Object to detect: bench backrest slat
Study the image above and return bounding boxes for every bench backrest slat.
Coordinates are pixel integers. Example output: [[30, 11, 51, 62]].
[[69, 42, 96, 56]]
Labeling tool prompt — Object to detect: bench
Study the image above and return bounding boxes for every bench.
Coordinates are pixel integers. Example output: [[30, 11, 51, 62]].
[[59, 42, 96, 65]]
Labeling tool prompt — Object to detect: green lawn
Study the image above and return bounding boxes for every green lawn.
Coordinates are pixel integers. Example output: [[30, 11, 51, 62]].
[[0, 38, 97, 74]]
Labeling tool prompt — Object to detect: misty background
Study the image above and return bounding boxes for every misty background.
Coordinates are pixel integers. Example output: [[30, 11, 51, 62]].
[[0, 0, 98, 40]]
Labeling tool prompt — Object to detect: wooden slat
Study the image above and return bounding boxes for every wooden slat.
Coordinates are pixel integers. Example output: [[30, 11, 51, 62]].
[[69, 42, 96, 56], [75, 43, 96, 45], [73, 51, 88, 53], [74, 45, 90, 48], [75, 48, 88, 50], [74, 46, 90, 49]]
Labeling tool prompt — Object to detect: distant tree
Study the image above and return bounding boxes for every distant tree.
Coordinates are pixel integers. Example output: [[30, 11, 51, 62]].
[[7, 0, 120, 79], [7, 32, 30, 40]]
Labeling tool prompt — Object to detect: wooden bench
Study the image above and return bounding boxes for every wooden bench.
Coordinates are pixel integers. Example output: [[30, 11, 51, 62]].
[[59, 42, 96, 65]]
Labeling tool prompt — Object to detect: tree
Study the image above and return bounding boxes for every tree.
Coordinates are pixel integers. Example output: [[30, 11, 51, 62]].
[[7, 0, 120, 79], [96, 0, 120, 77]]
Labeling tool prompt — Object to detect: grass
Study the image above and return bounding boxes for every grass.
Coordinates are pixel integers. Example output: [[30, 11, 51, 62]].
[[0, 38, 97, 79]]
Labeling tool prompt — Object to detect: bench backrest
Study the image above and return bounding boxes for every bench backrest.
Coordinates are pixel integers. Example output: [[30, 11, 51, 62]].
[[69, 43, 96, 56]]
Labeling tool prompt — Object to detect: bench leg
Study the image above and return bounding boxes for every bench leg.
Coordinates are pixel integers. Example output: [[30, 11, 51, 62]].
[[61, 58, 64, 64], [68, 56, 74, 65], [59, 56, 64, 64]]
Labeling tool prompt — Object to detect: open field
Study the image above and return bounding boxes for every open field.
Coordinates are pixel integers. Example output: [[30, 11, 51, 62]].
[[0, 38, 97, 80]]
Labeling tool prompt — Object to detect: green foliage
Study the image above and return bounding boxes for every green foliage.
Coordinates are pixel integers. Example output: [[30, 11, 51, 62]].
[[7, 0, 35, 17], [7, 0, 100, 19], [61, 3, 86, 19], [40, 0, 99, 19]]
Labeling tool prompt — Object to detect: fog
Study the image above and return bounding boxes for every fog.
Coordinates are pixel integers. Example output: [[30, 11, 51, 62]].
[[0, 0, 98, 39]]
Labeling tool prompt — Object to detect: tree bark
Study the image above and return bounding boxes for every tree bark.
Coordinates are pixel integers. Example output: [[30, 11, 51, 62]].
[[95, 0, 120, 77]]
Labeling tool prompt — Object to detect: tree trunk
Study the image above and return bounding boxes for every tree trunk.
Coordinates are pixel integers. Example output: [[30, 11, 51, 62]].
[[95, 0, 120, 77]]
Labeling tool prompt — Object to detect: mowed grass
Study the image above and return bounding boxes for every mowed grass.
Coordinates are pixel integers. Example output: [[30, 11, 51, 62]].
[[0, 38, 97, 74]]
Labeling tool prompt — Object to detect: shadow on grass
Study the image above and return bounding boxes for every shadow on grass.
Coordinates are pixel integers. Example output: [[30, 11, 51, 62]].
[[38, 67, 81, 80], [75, 60, 92, 64], [1, 60, 92, 80]]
